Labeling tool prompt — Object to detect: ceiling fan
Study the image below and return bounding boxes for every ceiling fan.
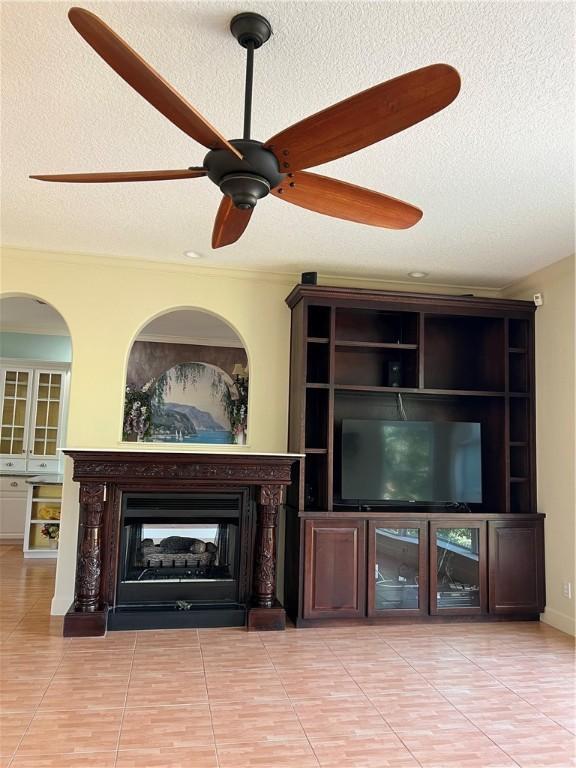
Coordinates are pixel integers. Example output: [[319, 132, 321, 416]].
[[30, 8, 461, 248]]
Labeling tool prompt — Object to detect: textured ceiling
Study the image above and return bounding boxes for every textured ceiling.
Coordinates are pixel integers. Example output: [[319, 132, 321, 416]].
[[1, 1, 574, 288]]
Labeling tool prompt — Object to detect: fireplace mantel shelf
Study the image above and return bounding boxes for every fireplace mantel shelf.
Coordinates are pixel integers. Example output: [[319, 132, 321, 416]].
[[63, 450, 300, 637]]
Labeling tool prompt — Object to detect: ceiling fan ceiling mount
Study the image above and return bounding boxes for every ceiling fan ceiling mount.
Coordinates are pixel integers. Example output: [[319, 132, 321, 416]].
[[229, 12, 272, 50], [30, 7, 461, 248]]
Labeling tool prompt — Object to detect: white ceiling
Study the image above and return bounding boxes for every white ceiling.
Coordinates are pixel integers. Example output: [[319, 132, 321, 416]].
[[1, 1, 574, 288]]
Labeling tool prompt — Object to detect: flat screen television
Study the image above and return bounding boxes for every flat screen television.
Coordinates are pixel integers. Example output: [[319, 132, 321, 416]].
[[341, 419, 482, 504]]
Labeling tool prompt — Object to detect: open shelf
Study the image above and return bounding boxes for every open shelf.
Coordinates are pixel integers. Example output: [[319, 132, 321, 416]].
[[305, 388, 329, 450], [307, 306, 331, 339], [334, 347, 418, 388], [335, 308, 418, 345], [306, 341, 330, 384], [424, 315, 505, 392]]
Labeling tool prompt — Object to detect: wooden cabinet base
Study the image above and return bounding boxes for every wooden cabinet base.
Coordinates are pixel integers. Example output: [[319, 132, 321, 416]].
[[247, 601, 286, 631], [63, 604, 108, 637], [293, 613, 541, 628]]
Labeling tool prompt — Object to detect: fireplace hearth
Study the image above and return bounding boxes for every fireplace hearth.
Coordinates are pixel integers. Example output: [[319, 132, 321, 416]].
[[62, 450, 299, 636]]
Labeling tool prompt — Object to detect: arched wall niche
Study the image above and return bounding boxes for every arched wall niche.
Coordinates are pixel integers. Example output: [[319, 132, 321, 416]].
[[123, 308, 250, 446]]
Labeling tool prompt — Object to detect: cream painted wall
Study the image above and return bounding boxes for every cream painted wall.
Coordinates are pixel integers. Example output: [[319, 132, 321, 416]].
[[0, 246, 503, 615], [503, 255, 575, 636]]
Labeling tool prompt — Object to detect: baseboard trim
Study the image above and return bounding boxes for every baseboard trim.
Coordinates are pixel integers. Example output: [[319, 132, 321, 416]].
[[51, 594, 74, 616], [542, 607, 575, 636]]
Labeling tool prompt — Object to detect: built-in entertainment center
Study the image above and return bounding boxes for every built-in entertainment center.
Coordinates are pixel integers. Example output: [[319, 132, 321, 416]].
[[284, 284, 544, 625]]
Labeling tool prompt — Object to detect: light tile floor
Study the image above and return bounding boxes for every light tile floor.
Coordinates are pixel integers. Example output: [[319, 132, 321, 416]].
[[0, 541, 574, 767]]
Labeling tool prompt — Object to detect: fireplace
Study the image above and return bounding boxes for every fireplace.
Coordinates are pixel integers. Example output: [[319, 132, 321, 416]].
[[116, 492, 248, 615], [63, 450, 299, 636]]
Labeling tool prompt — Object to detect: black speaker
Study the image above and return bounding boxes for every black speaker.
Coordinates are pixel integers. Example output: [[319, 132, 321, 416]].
[[388, 361, 402, 387], [301, 271, 318, 285]]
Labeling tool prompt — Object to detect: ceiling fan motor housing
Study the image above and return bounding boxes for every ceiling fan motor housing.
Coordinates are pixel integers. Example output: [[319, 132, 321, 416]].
[[204, 139, 285, 209]]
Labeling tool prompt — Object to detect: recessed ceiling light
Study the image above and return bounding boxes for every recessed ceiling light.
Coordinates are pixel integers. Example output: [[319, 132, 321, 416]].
[[408, 271, 429, 279], [183, 250, 203, 259]]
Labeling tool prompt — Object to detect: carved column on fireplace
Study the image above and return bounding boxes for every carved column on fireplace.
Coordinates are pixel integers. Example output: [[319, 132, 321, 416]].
[[75, 482, 106, 612], [253, 484, 284, 608]]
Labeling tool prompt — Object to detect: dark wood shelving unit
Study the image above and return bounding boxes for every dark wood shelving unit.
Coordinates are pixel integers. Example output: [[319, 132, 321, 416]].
[[284, 284, 544, 626]]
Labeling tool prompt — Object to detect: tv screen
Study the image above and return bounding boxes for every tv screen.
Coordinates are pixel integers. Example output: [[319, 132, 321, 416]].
[[341, 420, 482, 503]]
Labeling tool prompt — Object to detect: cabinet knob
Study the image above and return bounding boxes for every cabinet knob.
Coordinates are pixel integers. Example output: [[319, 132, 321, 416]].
[[40, 463, 47, 468], [10, 481, 18, 487], [6, 462, 13, 467]]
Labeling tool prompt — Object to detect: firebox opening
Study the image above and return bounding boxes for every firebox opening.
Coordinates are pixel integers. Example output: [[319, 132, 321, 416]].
[[116, 492, 249, 614]]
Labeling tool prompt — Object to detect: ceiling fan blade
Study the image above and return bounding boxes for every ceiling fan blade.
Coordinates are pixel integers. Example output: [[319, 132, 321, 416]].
[[266, 64, 460, 171], [68, 7, 242, 159], [212, 196, 253, 248], [30, 168, 206, 183], [271, 172, 422, 229]]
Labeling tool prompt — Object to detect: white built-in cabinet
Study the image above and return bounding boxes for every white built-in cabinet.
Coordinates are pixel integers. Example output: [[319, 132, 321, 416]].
[[0, 362, 69, 474]]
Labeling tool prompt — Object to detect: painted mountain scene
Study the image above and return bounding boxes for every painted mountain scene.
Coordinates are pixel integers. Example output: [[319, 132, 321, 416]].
[[149, 363, 234, 444]]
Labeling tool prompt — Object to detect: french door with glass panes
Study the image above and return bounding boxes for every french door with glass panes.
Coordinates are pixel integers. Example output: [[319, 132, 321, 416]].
[[367, 520, 428, 617]]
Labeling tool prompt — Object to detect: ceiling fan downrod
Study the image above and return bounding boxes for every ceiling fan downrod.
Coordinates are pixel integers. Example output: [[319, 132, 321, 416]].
[[230, 12, 272, 140]]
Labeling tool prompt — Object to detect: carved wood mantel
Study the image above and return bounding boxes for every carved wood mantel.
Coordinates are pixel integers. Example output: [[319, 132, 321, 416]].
[[63, 450, 299, 636]]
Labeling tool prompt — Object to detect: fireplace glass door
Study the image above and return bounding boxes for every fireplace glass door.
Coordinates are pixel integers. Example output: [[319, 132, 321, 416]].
[[117, 493, 244, 607]]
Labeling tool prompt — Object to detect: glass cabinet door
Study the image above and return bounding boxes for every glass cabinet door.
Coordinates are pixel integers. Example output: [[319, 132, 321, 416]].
[[30, 371, 63, 457], [0, 369, 32, 456], [368, 521, 427, 616], [430, 522, 486, 614]]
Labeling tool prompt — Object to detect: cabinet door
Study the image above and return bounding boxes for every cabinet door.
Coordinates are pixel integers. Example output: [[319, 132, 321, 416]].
[[29, 370, 64, 459], [0, 368, 33, 458], [0, 494, 27, 537], [430, 521, 487, 615], [303, 519, 366, 618], [488, 520, 545, 614], [368, 521, 427, 617]]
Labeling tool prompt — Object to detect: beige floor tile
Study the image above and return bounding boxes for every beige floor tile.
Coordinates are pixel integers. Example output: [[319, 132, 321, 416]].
[[0, 711, 34, 756], [205, 667, 288, 702], [211, 699, 305, 744], [216, 738, 319, 767], [10, 752, 117, 767], [292, 694, 391, 739], [278, 665, 362, 699], [18, 709, 123, 755], [116, 746, 218, 767], [310, 733, 420, 767], [125, 671, 207, 707], [119, 703, 213, 749], [39, 673, 129, 711], [0, 678, 51, 713]]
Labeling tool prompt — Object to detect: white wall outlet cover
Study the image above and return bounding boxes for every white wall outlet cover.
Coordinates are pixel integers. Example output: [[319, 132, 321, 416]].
[[533, 293, 544, 306], [562, 581, 572, 599]]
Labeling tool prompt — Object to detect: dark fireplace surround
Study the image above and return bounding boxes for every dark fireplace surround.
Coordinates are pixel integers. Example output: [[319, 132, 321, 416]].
[[63, 450, 298, 636]]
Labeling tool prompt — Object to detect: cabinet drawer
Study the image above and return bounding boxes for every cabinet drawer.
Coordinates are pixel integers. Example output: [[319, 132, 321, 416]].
[[0, 476, 28, 492], [27, 459, 59, 473], [0, 458, 27, 473]]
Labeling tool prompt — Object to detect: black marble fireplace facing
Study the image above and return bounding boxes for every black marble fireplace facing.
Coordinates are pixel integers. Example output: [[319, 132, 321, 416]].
[[62, 450, 299, 636]]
